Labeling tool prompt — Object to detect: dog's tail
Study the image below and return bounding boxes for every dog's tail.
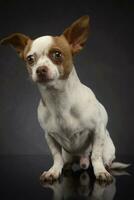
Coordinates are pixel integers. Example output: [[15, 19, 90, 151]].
[[110, 162, 130, 170]]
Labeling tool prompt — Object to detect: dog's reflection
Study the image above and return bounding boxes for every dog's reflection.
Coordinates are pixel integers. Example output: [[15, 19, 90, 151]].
[[41, 169, 129, 200]]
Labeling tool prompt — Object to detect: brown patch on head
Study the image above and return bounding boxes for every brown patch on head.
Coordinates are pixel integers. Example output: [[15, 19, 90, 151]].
[[0, 33, 31, 58], [50, 35, 73, 79], [23, 40, 34, 75], [47, 15, 90, 80]]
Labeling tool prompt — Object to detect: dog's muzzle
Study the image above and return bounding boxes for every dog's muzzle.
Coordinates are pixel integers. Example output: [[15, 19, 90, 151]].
[[36, 66, 52, 82]]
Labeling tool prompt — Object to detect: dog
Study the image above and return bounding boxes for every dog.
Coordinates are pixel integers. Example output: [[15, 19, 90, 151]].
[[0, 16, 129, 183]]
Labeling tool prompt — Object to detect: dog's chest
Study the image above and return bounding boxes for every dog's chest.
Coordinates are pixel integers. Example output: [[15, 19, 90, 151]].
[[40, 103, 83, 134], [49, 111, 92, 153], [38, 100, 93, 153]]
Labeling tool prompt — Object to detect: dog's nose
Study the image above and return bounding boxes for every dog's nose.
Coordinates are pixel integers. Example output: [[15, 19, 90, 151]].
[[36, 66, 48, 76]]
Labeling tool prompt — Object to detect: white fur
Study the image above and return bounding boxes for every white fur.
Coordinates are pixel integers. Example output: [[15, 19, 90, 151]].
[[30, 36, 53, 55]]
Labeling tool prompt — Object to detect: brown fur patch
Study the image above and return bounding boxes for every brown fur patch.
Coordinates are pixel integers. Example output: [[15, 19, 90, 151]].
[[23, 39, 33, 60], [51, 35, 73, 79], [63, 15, 90, 54], [0, 33, 31, 58], [23, 40, 33, 75]]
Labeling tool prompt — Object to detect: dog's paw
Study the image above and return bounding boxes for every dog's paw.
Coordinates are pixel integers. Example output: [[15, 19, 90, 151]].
[[95, 171, 113, 183], [40, 167, 61, 183]]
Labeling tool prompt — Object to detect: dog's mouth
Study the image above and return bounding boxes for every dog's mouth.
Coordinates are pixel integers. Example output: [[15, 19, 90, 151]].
[[37, 76, 53, 83]]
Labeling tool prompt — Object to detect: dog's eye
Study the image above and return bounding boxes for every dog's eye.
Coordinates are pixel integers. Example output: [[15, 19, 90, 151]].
[[26, 55, 35, 65], [51, 51, 62, 61]]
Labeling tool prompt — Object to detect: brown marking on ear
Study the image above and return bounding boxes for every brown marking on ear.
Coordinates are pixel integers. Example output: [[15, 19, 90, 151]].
[[0, 33, 31, 58], [23, 39, 33, 60], [63, 15, 90, 54], [23, 40, 33, 75], [52, 35, 73, 79]]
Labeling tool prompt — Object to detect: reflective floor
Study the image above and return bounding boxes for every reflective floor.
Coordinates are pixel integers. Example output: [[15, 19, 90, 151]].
[[0, 155, 133, 200]]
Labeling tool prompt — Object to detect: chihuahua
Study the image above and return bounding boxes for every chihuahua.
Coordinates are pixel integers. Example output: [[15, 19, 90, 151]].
[[0, 16, 129, 183]]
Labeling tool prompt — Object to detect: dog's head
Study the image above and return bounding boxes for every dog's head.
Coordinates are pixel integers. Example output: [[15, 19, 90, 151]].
[[1, 16, 89, 85]]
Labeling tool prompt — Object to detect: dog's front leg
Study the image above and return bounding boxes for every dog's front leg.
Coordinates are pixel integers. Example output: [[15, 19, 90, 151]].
[[91, 123, 113, 182], [40, 133, 63, 182]]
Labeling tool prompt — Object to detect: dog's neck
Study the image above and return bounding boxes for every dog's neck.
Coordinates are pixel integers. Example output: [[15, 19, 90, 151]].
[[38, 66, 81, 108]]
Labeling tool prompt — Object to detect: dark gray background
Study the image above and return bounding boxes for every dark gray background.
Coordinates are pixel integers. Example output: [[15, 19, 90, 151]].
[[0, 0, 133, 155]]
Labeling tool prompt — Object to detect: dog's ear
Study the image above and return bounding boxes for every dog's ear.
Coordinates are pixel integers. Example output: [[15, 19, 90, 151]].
[[0, 33, 31, 58], [63, 15, 90, 54]]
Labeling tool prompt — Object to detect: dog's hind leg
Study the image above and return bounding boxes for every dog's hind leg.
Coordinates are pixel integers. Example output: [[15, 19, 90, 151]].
[[103, 131, 130, 170], [91, 123, 113, 182], [103, 130, 116, 169]]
